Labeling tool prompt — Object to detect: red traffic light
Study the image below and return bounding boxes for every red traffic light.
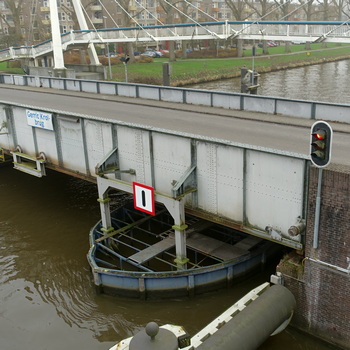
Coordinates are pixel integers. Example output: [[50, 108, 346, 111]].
[[315, 130, 326, 140], [310, 122, 333, 168]]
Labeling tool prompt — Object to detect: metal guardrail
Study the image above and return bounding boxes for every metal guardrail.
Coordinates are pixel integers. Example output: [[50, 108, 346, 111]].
[[1, 73, 350, 124]]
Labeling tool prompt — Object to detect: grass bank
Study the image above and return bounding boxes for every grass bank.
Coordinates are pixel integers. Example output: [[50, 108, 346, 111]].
[[1, 42, 349, 86], [112, 43, 350, 86]]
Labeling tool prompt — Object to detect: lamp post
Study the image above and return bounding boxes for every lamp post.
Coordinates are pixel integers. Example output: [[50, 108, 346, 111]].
[[103, 16, 112, 80]]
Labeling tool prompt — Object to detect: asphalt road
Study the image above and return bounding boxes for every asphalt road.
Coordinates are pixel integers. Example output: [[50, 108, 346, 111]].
[[1, 85, 349, 167]]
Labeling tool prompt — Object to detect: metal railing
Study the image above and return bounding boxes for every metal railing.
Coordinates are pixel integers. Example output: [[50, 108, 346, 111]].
[[1, 73, 350, 124], [1, 20, 350, 61]]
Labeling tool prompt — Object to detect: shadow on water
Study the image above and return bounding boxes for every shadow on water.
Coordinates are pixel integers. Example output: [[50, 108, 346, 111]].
[[0, 165, 340, 350]]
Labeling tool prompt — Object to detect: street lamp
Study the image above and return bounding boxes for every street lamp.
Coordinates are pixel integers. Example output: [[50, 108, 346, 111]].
[[103, 16, 112, 80]]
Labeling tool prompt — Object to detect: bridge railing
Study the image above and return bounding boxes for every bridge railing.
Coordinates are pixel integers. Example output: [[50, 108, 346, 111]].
[[2, 21, 350, 61], [1, 73, 350, 124]]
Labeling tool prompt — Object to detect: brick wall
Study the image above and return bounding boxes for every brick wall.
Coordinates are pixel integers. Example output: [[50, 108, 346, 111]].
[[282, 164, 350, 349]]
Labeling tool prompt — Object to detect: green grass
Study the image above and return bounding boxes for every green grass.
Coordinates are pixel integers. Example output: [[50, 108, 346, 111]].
[[113, 43, 350, 85], [0, 61, 23, 74], [1, 42, 349, 85]]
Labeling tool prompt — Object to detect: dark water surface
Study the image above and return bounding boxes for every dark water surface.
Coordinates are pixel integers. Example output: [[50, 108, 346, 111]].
[[188, 60, 350, 104], [0, 164, 340, 350]]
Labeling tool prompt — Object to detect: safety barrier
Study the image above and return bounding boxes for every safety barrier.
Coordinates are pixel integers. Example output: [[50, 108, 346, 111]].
[[1, 73, 350, 124]]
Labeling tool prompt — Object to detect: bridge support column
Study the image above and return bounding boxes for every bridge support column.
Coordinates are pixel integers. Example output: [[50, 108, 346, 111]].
[[173, 224, 189, 270], [49, 0, 65, 69], [164, 199, 188, 270], [72, 0, 100, 66], [96, 176, 190, 270], [97, 177, 113, 234]]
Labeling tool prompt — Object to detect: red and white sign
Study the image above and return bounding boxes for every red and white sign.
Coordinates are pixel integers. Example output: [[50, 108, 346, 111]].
[[133, 182, 155, 216]]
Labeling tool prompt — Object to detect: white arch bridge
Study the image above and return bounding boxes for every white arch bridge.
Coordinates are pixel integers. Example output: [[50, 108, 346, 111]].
[[1, 20, 350, 64]]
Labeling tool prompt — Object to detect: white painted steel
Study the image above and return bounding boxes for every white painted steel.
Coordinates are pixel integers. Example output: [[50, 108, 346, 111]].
[[0, 100, 308, 249], [243, 96, 276, 113], [160, 89, 183, 103], [276, 100, 313, 119], [51, 79, 65, 90], [81, 81, 99, 93], [152, 133, 192, 195], [186, 91, 212, 106], [197, 143, 244, 221], [66, 80, 81, 91], [0, 108, 11, 150], [315, 104, 350, 123], [3, 74, 350, 124], [85, 120, 114, 176], [12, 107, 37, 153], [117, 85, 137, 97], [99, 83, 116, 95], [138, 86, 160, 100], [117, 126, 153, 186], [245, 151, 305, 235], [34, 127, 59, 166], [57, 117, 86, 173], [48, 0, 65, 69], [212, 94, 241, 110]]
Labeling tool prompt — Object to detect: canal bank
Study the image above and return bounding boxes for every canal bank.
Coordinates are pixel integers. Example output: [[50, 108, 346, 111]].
[[177, 47, 350, 87], [187, 60, 350, 104], [121, 44, 350, 86]]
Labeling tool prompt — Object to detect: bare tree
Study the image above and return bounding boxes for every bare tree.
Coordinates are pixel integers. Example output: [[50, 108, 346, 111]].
[[225, 0, 248, 21], [245, 0, 277, 20], [0, 0, 24, 46], [316, 0, 333, 20], [297, 0, 317, 20], [273, 0, 293, 20], [331, 0, 350, 20]]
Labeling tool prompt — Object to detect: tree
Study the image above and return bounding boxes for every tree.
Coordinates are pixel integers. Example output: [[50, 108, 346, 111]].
[[316, 0, 333, 20], [297, 0, 317, 21], [273, 0, 293, 20], [0, 0, 24, 46], [331, 0, 349, 20], [225, 0, 248, 21]]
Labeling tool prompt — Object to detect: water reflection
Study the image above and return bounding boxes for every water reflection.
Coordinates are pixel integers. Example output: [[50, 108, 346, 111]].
[[188, 60, 350, 104]]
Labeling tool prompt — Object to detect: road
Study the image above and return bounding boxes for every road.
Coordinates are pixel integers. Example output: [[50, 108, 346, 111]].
[[1, 85, 349, 166]]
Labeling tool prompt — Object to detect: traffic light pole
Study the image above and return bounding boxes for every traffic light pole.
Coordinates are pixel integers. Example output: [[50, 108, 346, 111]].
[[309, 121, 333, 249], [313, 167, 323, 249]]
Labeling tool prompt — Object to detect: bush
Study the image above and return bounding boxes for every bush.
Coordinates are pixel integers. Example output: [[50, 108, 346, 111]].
[[8, 60, 22, 68], [99, 56, 122, 66], [187, 48, 237, 59], [135, 56, 154, 63], [64, 51, 83, 64], [131, 75, 162, 85]]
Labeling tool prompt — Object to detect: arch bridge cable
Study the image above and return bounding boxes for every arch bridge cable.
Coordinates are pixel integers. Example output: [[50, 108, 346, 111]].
[[111, 0, 157, 42], [97, 0, 129, 39]]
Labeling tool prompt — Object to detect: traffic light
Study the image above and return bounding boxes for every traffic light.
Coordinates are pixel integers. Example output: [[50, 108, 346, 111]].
[[310, 121, 333, 168]]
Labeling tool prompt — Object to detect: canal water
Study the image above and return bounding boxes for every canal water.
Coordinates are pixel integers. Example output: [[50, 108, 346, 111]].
[[0, 164, 340, 350], [188, 60, 350, 104]]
